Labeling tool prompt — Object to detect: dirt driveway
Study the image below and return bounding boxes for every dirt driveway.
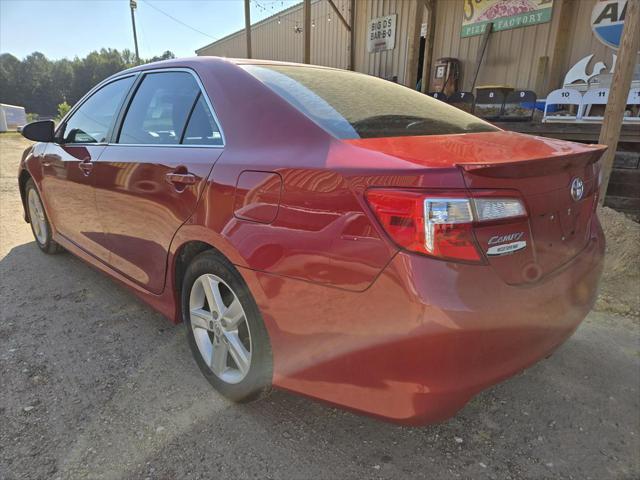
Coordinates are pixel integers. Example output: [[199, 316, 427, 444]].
[[1, 133, 639, 480]]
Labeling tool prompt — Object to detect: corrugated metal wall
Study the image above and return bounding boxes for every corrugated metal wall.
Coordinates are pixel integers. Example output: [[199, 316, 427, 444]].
[[431, 0, 562, 93], [196, 0, 350, 69], [197, 0, 422, 84], [429, 0, 624, 95], [353, 0, 420, 85], [312, 0, 351, 67], [197, 0, 619, 95]]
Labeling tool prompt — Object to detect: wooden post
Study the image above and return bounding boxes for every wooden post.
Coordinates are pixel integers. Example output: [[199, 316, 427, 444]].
[[327, 0, 351, 31], [244, 0, 252, 59], [598, 0, 640, 206], [546, 0, 577, 94], [304, 0, 311, 64], [349, 0, 356, 71], [420, 0, 436, 93], [405, 0, 425, 88], [534, 56, 549, 95]]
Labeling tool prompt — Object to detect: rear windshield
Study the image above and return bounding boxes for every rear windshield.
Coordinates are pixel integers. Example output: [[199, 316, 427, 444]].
[[242, 64, 498, 139]]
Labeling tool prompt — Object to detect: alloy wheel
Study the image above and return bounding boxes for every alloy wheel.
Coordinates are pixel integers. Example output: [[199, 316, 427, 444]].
[[189, 273, 252, 384], [28, 188, 47, 245]]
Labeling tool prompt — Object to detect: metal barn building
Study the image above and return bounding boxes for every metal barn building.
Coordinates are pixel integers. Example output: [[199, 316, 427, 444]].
[[197, 0, 640, 215], [196, 0, 631, 96]]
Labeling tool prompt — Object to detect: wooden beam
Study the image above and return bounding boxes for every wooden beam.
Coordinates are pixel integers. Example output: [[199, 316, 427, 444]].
[[420, 0, 436, 93], [349, 0, 356, 70], [405, 0, 425, 88], [304, 0, 311, 64], [598, 0, 640, 206], [326, 0, 350, 31], [244, 0, 252, 59], [533, 55, 549, 95], [546, 0, 577, 94]]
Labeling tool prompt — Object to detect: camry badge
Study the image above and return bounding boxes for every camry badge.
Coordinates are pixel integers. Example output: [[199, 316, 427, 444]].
[[488, 232, 524, 245], [570, 177, 584, 202]]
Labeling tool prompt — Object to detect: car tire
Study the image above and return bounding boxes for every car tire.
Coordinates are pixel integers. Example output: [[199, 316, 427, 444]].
[[25, 179, 64, 254], [182, 249, 273, 402]]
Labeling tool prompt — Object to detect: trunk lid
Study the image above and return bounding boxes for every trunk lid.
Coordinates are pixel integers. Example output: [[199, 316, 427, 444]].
[[462, 148, 603, 284], [345, 131, 606, 284]]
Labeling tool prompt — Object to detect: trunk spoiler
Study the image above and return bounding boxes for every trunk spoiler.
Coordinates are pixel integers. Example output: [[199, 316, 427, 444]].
[[457, 147, 606, 178]]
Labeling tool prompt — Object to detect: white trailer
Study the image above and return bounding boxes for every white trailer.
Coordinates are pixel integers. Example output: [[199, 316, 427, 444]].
[[0, 104, 27, 132]]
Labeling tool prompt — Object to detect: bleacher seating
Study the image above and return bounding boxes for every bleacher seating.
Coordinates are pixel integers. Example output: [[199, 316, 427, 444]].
[[580, 88, 609, 121], [427, 91, 448, 102], [448, 92, 475, 113], [543, 88, 583, 122], [474, 88, 506, 120], [501, 90, 537, 122]]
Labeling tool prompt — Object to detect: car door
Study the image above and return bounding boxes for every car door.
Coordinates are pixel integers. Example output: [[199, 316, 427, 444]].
[[40, 75, 136, 263], [93, 69, 224, 294]]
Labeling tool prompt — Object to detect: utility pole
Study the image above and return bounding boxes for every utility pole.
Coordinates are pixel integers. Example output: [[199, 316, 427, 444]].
[[421, 0, 437, 93], [349, 0, 355, 70], [130, 0, 140, 64], [598, 0, 640, 206], [244, 0, 252, 59], [304, 0, 311, 64]]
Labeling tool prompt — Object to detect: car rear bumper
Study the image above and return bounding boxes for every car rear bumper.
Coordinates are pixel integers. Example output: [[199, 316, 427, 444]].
[[247, 219, 605, 425]]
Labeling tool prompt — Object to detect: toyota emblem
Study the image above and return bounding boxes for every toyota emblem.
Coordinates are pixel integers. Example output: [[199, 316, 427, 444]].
[[570, 177, 584, 202]]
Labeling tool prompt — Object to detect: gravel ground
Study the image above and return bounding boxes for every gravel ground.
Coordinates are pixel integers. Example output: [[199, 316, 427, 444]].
[[1, 133, 639, 480]]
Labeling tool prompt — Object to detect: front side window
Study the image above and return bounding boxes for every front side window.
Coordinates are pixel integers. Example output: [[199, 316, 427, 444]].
[[242, 65, 498, 139], [62, 76, 134, 144], [118, 71, 201, 145]]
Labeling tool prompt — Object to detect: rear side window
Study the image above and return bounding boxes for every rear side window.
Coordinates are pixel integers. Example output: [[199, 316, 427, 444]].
[[118, 72, 200, 145], [182, 94, 223, 145], [63, 76, 134, 144], [242, 65, 498, 139]]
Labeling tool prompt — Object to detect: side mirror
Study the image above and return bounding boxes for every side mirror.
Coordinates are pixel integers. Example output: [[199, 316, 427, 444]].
[[21, 120, 55, 143]]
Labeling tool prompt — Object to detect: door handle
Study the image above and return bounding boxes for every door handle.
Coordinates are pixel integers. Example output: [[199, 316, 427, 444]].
[[78, 160, 93, 175], [165, 172, 197, 186]]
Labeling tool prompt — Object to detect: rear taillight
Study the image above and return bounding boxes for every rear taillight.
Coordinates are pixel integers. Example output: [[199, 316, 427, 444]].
[[424, 198, 479, 261], [365, 189, 526, 263]]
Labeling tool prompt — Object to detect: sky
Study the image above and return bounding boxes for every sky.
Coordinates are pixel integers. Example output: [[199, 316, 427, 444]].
[[0, 0, 301, 60]]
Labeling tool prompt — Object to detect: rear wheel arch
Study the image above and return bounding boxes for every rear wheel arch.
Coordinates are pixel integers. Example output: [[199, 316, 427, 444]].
[[174, 241, 215, 306], [18, 169, 33, 222], [173, 240, 249, 322]]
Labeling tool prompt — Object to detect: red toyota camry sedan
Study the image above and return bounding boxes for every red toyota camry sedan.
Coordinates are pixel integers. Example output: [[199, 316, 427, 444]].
[[18, 57, 605, 425]]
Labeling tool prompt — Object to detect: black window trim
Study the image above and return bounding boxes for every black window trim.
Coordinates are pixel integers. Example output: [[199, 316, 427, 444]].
[[109, 67, 225, 149], [179, 91, 202, 144], [54, 73, 139, 146]]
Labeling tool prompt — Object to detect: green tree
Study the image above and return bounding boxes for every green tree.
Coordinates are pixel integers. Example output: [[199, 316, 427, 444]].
[[120, 49, 137, 68], [21, 52, 55, 113], [56, 101, 71, 121], [0, 53, 22, 106], [51, 59, 74, 104], [0, 49, 176, 115], [70, 49, 126, 104], [148, 50, 176, 63]]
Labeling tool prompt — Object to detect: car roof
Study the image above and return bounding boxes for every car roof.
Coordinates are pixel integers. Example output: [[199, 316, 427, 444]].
[[115, 56, 342, 77]]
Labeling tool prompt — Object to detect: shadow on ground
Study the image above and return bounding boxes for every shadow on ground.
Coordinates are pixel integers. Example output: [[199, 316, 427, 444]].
[[1, 241, 638, 480]]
